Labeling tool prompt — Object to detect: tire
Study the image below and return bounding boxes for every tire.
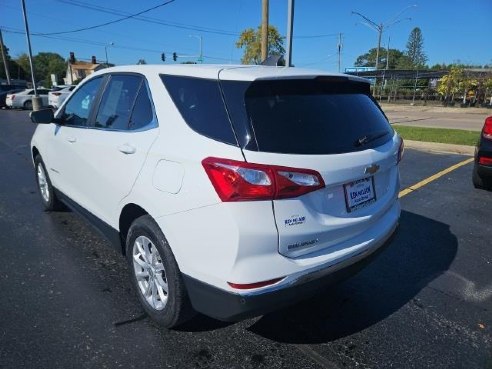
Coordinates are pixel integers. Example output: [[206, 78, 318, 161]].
[[126, 215, 194, 328], [34, 155, 62, 211], [24, 100, 33, 110]]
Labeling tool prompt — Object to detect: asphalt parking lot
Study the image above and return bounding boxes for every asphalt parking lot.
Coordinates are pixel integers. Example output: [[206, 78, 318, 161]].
[[0, 109, 491, 369]]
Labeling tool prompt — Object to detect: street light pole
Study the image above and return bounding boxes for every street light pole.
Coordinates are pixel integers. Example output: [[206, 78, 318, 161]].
[[104, 42, 114, 67], [351, 5, 415, 70], [285, 0, 295, 67], [20, 0, 41, 110], [189, 35, 203, 63]]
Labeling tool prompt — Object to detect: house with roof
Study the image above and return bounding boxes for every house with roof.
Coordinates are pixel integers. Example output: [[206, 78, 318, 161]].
[[64, 54, 105, 84]]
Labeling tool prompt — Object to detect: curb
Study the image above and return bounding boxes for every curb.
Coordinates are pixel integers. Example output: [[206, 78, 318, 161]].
[[404, 140, 475, 156]]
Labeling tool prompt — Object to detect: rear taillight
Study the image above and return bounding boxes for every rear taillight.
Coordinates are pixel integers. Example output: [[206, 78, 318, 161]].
[[479, 156, 492, 166], [397, 137, 404, 164], [202, 157, 325, 202], [482, 116, 492, 140], [11, 95, 15, 100]]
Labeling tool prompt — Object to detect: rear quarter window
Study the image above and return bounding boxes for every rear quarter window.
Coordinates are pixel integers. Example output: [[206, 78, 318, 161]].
[[161, 75, 237, 146]]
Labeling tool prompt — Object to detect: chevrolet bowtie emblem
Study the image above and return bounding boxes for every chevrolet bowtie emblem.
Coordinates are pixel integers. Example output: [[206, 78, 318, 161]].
[[365, 164, 380, 175]]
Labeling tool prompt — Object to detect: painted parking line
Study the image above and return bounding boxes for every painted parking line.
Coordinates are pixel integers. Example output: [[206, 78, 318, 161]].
[[398, 158, 474, 198]]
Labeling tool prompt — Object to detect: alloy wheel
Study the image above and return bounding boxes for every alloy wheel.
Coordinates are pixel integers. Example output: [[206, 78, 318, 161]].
[[132, 235, 168, 310], [37, 164, 50, 203]]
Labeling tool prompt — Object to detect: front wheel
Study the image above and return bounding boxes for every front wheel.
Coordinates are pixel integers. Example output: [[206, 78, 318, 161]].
[[126, 215, 194, 328], [34, 155, 62, 211]]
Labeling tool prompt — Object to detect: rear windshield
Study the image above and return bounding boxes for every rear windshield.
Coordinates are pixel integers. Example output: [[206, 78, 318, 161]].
[[222, 78, 393, 155]]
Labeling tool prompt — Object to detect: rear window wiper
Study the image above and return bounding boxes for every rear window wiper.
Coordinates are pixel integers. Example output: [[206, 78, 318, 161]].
[[354, 131, 390, 147]]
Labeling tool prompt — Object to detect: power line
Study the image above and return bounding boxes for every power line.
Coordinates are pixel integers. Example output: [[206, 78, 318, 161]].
[[55, 0, 238, 36], [55, 0, 340, 39], [295, 33, 340, 39], [37, 0, 175, 36], [2, 26, 239, 63]]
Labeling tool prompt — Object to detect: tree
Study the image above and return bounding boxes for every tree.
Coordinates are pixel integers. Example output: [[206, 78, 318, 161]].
[[355, 48, 409, 69], [34, 52, 66, 87], [437, 66, 463, 103], [0, 43, 26, 81], [15, 52, 65, 86], [235, 25, 285, 65], [405, 27, 427, 68], [15, 54, 31, 80]]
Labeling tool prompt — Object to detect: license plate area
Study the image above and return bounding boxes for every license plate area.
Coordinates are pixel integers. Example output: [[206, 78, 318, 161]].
[[344, 177, 376, 213]]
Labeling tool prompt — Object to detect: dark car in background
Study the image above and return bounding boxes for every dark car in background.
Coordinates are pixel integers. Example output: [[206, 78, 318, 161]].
[[473, 116, 492, 190]]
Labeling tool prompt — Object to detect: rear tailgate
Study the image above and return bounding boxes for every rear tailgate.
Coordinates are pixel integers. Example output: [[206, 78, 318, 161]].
[[243, 136, 400, 258]]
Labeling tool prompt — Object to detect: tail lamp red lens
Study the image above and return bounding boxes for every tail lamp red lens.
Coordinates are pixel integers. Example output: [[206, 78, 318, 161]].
[[202, 157, 325, 202], [479, 156, 492, 166], [482, 116, 492, 140]]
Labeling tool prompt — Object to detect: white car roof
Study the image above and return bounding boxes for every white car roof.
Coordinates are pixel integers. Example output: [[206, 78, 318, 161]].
[[90, 64, 369, 83]]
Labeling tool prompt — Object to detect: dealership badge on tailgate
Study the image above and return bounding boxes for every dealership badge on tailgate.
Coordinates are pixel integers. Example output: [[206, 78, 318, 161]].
[[284, 215, 306, 227]]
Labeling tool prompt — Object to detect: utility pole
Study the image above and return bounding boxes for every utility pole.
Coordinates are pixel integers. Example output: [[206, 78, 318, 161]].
[[285, 0, 295, 67], [0, 29, 12, 84], [21, 0, 41, 110], [261, 0, 269, 62], [337, 33, 342, 73]]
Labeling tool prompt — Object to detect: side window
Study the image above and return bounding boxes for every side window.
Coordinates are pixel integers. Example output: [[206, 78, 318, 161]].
[[129, 84, 154, 130], [161, 75, 237, 145], [62, 77, 103, 127], [94, 75, 141, 130]]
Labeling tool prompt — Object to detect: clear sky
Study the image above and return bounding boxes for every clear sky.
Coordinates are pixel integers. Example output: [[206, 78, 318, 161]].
[[1, 0, 491, 72]]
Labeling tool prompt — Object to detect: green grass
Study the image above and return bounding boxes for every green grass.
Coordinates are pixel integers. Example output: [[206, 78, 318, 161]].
[[393, 125, 480, 146]]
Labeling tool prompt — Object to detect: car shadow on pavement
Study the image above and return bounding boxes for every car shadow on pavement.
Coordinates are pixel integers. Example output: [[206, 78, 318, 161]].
[[246, 210, 458, 344]]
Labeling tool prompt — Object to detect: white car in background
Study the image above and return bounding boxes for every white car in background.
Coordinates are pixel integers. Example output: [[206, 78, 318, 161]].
[[5, 88, 50, 110], [48, 85, 76, 109], [30, 65, 403, 328]]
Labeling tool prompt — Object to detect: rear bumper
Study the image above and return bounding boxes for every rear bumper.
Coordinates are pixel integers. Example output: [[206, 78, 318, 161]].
[[475, 140, 492, 178], [183, 222, 398, 322], [476, 164, 492, 179]]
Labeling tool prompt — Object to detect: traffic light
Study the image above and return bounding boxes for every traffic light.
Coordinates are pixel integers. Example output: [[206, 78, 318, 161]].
[[161, 53, 166, 62], [173, 52, 177, 62]]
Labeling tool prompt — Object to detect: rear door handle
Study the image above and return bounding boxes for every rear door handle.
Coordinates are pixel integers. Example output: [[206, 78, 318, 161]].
[[118, 143, 136, 155], [67, 136, 76, 143]]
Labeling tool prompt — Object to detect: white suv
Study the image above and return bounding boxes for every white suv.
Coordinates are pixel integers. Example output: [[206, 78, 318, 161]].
[[30, 65, 403, 328]]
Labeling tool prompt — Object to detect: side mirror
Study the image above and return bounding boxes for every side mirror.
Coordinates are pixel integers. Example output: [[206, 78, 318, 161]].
[[30, 108, 54, 124]]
